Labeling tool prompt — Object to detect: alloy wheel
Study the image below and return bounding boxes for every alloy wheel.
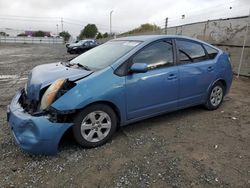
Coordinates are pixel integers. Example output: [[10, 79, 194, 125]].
[[80, 111, 112, 142], [210, 86, 223, 107]]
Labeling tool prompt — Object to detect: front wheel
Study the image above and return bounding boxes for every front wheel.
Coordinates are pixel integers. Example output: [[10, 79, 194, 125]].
[[205, 82, 225, 110], [73, 104, 117, 148]]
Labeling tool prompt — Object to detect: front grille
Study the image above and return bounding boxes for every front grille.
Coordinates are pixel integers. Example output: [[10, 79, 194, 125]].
[[19, 89, 39, 114]]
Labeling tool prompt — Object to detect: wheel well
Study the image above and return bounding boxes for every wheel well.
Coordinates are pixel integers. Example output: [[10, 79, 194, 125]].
[[80, 101, 121, 126], [58, 101, 122, 149], [217, 79, 227, 91]]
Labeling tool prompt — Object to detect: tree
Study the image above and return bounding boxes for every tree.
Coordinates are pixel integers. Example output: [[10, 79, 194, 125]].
[[96, 32, 103, 39], [121, 23, 161, 35], [102, 32, 109, 38], [0, 32, 9, 36], [139, 23, 160, 32], [17, 33, 28, 37], [79, 24, 98, 39], [34, 31, 46, 37], [59, 31, 71, 42], [32, 30, 51, 37]]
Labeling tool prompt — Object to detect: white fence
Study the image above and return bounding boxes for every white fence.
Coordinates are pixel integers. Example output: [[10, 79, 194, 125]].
[[0, 36, 64, 44]]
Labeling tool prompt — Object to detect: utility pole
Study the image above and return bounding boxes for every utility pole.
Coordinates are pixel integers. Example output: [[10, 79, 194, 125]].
[[203, 20, 209, 40], [61, 18, 64, 32], [165, 17, 168, 35], [56, 24, 59, 36], [110, 10, 113, 36], [237, 10, 250, 78]]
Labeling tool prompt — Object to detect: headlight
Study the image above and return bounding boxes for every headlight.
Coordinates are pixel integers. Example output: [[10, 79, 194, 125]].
[[24, 83, 27, 94], [40, 79, 65, 110]]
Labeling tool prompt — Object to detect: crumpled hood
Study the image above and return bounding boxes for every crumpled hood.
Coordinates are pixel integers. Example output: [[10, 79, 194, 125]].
[[26, 62, 92, 101]]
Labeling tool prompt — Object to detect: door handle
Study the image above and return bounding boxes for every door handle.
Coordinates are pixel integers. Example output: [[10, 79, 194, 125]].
[[167, 74, 177, 80], [207, 66, 214, 72]]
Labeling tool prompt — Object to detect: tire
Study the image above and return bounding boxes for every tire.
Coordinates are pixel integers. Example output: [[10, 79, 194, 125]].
[[67, 49, 73, 54], [204, 82, 225, 110], [73, 104, 117, 148]]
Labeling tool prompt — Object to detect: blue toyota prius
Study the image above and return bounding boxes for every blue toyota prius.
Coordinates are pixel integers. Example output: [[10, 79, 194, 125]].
[[7, 35, 233, 155]]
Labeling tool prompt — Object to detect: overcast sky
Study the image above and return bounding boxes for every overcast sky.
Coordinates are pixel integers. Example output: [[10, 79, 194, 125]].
[[0, 0, 249, 37]]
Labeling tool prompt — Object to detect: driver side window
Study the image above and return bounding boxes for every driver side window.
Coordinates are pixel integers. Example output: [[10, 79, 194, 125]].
[[132, 41, 174, 70], [84, 41, 90, 46]]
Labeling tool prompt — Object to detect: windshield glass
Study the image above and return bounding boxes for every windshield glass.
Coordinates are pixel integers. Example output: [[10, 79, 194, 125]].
[[70, 40, 141, 70], [78, 40, 86, 44]]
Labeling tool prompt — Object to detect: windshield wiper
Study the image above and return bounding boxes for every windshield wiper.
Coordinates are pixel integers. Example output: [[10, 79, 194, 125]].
[[76, 63, 91, 71], [61, 61, 71, 67]]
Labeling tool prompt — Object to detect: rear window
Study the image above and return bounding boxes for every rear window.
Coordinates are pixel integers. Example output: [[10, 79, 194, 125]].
[[176, 39, 206, 63], [203, 44, 218, 59]]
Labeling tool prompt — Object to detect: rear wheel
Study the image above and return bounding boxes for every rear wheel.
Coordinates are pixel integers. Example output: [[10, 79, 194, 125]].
[[205, 82, 225, 110], [73, 104, 117, 148]]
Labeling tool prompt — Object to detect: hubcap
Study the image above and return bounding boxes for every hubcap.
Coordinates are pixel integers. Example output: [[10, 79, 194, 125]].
[[210, 86, 223, 107], [80, 111, 111, 142]]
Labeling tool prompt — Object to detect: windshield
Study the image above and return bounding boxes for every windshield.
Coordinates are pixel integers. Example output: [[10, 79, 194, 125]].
[[70, 40, 141, 70], [77, 40, 86, 44]]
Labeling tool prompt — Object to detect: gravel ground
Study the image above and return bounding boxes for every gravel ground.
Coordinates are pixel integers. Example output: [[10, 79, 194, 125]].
[[0, 44, 249, 188]]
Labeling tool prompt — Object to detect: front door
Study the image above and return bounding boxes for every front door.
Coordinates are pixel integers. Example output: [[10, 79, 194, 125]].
[[125, 40, 179, 120]]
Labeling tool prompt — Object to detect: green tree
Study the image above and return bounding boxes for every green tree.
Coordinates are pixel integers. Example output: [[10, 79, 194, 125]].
[[102, 32, 109, 38], [139, 23, 160, 32], [96, 32, 103, 39], [79, 24, 98, 39], [121, 23, 161, 35], [59, 31, 71, 42], [34, 30, 46, 37], [0, 32, 9, 36], [17, 33, 28, 37]]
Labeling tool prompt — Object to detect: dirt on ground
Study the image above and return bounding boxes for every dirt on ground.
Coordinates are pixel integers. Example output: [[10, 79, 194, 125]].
[[0, 44, 249, 188]]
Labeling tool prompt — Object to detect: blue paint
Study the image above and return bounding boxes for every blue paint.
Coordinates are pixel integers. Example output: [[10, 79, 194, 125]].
[[7, 90, 72, 155], [7, 35, 233, 155], [26, 62, 92, 101]]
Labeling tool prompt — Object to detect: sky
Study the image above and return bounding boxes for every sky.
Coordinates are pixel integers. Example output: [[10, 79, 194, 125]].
[[0, 0, 249, 37]]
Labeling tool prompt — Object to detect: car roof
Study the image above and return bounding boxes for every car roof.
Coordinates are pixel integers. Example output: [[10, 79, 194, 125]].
[[79, 39, 96, 42], [112, 35, 220, 50]]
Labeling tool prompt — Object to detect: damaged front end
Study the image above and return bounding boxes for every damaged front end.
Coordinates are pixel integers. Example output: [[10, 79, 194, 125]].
[[19, 62, 93, 121], [7, 62, 93, 155], [7, 88, 73, 155], [20, 78, 76, 122]]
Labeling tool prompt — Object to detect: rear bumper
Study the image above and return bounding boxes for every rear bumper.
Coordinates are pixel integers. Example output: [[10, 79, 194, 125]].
[[7, 89, 73, 155]]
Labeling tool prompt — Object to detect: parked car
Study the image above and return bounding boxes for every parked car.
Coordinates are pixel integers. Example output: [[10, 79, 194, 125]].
[[7, 35, 233, 155], [65, 40, 78, 48], [66, 39, 98, 54]]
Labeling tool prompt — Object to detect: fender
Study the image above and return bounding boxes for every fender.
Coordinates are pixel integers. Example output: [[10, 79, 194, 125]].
[[51, 67, 127, 125]]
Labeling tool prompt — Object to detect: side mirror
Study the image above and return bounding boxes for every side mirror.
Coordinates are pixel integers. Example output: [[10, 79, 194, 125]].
[[130, 63, 148, 73]]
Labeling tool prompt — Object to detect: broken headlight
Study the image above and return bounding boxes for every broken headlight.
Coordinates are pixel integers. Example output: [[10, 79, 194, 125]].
[[40, 79, 65, 110]]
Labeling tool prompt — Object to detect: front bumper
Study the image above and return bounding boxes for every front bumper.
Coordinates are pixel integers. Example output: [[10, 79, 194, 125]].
[[7, 89, 73, 155]]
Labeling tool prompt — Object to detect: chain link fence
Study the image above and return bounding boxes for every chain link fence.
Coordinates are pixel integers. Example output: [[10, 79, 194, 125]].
[[0, 36, 64, 44]]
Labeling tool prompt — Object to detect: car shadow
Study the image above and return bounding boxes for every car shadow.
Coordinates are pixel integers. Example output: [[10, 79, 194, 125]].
[[58, 105, 207, 152]]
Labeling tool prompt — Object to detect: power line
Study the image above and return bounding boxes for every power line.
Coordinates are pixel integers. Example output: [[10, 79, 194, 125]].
[[63, 18, 133, 30], [0, 17, 59, 23], [0, 14, 60, 19], [167, 6, 249, 22], [0, 0, 249, 35]]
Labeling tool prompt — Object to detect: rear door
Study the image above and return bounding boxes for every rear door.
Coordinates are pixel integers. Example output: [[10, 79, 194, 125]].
[[175, 39, 217, 107], [125, 39, 179, 119]]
